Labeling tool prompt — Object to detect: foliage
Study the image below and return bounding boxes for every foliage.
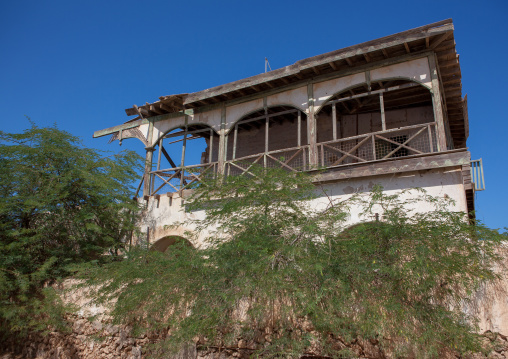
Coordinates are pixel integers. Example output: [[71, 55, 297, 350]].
[[79, 166, 507, 358], [0, 123, 142, 340]]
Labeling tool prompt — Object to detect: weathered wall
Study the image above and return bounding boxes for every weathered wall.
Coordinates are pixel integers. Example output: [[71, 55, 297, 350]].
[[140, 166, 468, 249], [1, 275, 507, 359]]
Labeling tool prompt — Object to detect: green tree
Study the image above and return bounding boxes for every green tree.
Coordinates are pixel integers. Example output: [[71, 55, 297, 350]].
[[0, 123, 142, 340], [79, 166, 506, 358]]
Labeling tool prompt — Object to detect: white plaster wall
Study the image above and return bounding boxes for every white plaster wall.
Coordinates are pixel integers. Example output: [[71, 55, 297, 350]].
[[191, 108, 222, 132], [314, 72, 366, 111], [267, 86, 308, 111], [152, 115, 186, 146], [310, 168, 467, 228], [139, 123, 149, 143], [139, 167, 467, 249], [370, 57, 431, 89], [225, 98, 264, 133], [139, 192, 210, 249]]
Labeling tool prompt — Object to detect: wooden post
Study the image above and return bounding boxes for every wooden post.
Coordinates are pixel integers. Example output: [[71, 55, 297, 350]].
[[428, 124, 434, 152], [379, 93, 386, 131], [332, 103, 337, 140], [209, 129, 213, 163], [297, 111, 301, 147], [307, 84, 318, 167], [142, 120, 155, 197], [180, 121, 188, 188], [428, 54, 447, 151], [264, 98, 268, 168], [157, 138, 163, 170], [217, 106, 226, 175], [371, 134, 377, 160], [233, 124, 238, 160]]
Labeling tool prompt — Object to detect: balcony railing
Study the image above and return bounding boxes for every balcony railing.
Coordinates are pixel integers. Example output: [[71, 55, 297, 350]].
[[147, 162, 219, 196], [143, 122, 439, 196], [225, 146, 310, 176], [317, 122, 437, 167], [470, 158, 485, 191]]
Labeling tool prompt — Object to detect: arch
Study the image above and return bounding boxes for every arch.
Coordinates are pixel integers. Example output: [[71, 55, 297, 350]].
[[150, 235, 194, 253], [314, 77, 432, 116], [314, 78, 435, 167], [150, 123, 220, 195], [225, 103, 308, 135], [153, 122, 219, 148]]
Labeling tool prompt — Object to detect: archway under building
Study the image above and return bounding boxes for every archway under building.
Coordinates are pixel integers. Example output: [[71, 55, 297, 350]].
[[150, 235, 194, 253]]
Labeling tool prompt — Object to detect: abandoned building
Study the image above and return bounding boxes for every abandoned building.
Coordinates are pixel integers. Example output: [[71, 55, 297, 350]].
[[94, 19, 485, 252]]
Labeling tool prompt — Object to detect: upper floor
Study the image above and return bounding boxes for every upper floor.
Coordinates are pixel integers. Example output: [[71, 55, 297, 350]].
[[94, 19, 477, 202]]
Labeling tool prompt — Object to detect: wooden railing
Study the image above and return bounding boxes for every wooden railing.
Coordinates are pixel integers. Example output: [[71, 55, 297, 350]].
[[142, 123, 439, 196], [317, 123, 437, 167], [148, 162, 219, 196], [225, 146, 310, 177]]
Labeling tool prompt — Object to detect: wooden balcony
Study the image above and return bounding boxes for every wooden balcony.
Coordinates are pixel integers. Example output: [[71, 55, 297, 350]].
[[143, 122, 445, 196]]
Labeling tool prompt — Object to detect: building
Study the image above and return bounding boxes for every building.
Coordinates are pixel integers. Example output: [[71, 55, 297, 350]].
[[93, 19, 485, 252]]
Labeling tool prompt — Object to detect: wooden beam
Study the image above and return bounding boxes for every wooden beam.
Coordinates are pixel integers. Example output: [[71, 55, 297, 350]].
[[382, 48, 389, 58], [133, 104, 144, 119], [312, 66, 321, 75], [149, 104, 164, 115], [430, 31, 453, 49], [143, 120, 155, 196], [404, 42, 411, 54], [379, 93, 386, 131], [438, 57, 460, 68], [307, 84, 317, 166], [332, 103, 337, 140], [349, 90, 362, 105], [329, 82, 419, 105], [428, 54, 447, 151], [93, 118, 148, 138], [329, 61, 338, 70], [159, 103, 173, 112], [363, 53, 371, 63], [425, 37, 430, 49], [345, 57, 354, 66]]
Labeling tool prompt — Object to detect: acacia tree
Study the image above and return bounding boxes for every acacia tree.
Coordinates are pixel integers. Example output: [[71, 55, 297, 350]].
[[80, 166, 506, 358], [0, 124, 142, 340]]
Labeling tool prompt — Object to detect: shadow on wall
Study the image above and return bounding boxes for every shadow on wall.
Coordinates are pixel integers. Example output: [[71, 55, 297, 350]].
[[150, 236, 194, 253]]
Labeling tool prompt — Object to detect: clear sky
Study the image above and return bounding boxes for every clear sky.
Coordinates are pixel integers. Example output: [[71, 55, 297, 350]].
[[1, 0, 507, 230]]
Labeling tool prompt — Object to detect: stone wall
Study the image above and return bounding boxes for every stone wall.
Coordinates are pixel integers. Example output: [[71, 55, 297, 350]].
[[1, 316, 507, 359]]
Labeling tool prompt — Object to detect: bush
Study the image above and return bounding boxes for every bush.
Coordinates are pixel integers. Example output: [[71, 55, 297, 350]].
[[79, 166, 507, 358], [0, 123, 142, 340]]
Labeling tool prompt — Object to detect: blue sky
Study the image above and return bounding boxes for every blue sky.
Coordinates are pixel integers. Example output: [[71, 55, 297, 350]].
[[1, 0, 507, 229]]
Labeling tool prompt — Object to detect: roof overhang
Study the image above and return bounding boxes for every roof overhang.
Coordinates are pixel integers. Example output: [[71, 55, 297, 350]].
[[98, 19, 467, 147]]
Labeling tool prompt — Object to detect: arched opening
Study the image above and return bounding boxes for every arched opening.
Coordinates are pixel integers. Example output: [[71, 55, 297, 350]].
[[151, 235, 194, 253], [225, 105, 309, 175], [315, 79, 436, 167], [150, 124, 218, 195]]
